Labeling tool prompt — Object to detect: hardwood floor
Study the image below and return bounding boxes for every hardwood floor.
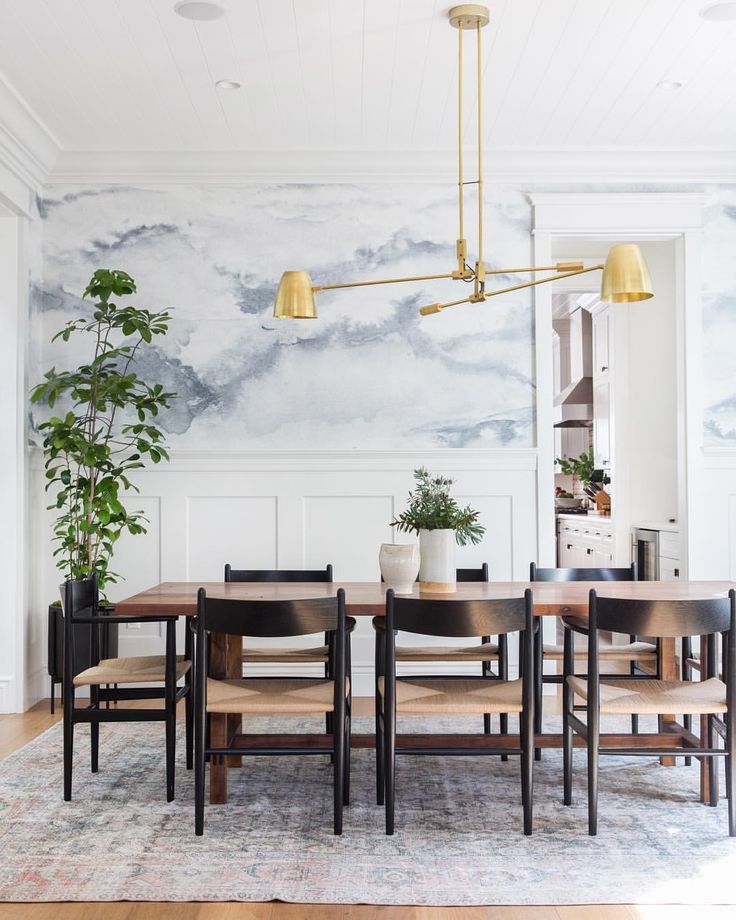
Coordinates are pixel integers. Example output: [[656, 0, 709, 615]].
[[0, 700, 732, 920]]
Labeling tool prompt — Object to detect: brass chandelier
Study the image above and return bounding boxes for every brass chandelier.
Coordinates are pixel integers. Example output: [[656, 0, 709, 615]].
[[273, 3, 653, 321]]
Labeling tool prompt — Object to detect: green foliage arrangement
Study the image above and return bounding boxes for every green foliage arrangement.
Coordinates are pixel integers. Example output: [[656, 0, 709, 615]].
[[555, 448, 595, 486], [31, 269, 175, 595], [391, 467, 486, 546]]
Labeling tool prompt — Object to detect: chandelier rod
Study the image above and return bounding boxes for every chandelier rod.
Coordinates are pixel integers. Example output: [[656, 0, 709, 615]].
[[457, 20, 464, 250], [476, 18, 483, 271]]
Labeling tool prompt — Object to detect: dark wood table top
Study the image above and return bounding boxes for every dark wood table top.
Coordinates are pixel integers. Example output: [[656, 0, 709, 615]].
[[115, 580, 735, 618]]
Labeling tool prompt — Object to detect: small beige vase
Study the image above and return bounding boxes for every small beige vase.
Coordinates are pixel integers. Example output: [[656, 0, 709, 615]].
[[379, 543, 420, 594]]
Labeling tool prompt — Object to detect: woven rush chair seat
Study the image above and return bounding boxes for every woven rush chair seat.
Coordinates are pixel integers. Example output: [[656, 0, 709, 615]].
[[544, 639, 657, 661], [378, 676, 523, 715], [567, 675, 727, 715], [73, 655, 192, 686], [394, 642, 500, 662], [206, 676, 350, 715], [242, 644, 329, 663]]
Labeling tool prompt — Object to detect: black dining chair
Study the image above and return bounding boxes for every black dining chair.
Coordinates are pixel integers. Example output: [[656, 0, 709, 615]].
[[372, 564, 510, 799], [223, 564, 355, 734], [194, 588, 350, 835], [377, 589, 535, 835], [62, 576, 192, 802], [563, 589, 736, 836], [529, 563, 655, 755]]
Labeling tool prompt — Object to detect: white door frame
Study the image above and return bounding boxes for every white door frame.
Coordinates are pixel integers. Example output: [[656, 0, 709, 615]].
[[0, 197, 28, 712], [530, 192, 706, 575]]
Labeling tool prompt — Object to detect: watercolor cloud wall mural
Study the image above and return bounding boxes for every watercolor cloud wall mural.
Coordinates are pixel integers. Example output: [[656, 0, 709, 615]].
[[31, 183, 536, 450]]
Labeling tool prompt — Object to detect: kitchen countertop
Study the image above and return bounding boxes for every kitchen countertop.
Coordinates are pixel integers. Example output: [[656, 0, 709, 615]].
[[631, 520, 679, 533], [556, 512, 614, 523]]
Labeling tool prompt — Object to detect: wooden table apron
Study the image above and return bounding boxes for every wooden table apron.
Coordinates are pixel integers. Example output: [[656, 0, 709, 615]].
[[116, 580, 733, 805]]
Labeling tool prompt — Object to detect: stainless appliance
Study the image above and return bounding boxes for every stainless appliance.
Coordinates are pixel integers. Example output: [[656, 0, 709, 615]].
[[634, 528, 659, 580]]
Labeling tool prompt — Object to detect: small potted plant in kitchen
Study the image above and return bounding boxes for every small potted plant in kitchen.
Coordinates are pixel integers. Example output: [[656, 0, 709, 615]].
[[391, 467, 485, 592], [32, 269, 175, 709]]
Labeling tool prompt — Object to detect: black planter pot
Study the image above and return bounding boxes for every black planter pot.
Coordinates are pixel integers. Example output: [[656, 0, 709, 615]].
[[47, 602, 119, 713]]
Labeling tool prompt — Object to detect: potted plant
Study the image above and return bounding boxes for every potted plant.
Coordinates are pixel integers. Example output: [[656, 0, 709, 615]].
[[32, 269, 175, 707], [391, 467, 485, 592]]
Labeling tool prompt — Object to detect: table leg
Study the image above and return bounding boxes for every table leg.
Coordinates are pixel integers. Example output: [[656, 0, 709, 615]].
[[208, 632, 243, 804], [226, 634, 243, 768], [659, 637, 677, 767]]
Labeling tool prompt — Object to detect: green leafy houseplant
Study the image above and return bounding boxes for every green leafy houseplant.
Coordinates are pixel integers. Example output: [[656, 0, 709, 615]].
[[31, 269, 175, 597], [555, 448, 595, 487], [391, 467, 486, 546]]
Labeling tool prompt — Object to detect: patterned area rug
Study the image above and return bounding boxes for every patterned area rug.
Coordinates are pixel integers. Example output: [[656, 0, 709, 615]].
[[1, 715, 735, 905]]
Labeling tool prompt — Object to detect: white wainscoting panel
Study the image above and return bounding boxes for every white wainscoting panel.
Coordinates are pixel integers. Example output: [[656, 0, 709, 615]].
[[691, 451, 736, 581], [28, 449, 538, 700], [186, 496, 278, 580]]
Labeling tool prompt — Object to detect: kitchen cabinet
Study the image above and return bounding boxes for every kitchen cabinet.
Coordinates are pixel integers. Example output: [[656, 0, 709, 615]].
[[554, 426, 590, 461], [557, 517, 614, 568], [592, 309, 611, 379], [593, 378, 611, 468], [591, 306, 612, 469]]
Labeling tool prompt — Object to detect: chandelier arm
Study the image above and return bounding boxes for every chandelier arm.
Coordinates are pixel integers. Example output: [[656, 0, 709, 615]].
[[313, 271, 456, 293], [418, 264, 605, 316], [481, 265, 605, 299]]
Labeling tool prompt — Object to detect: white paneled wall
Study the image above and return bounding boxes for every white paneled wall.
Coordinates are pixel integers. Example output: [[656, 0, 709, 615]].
[[27, 449, 538, 700]]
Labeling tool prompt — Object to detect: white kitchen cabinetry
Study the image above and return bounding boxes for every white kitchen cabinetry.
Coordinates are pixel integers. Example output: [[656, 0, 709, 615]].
[[591, 307, 612, 470], [557, 517, 614, 568], [659, 529, 681, 580]]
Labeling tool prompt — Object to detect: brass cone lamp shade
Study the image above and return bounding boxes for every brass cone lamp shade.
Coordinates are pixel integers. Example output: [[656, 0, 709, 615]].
[[274, 271, 317, 319], [600, 244, 654, 304]]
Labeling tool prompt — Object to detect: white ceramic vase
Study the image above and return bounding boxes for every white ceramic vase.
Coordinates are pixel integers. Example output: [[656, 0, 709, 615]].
[[418, 528, 456, 592], [379, 543, 420, 594]]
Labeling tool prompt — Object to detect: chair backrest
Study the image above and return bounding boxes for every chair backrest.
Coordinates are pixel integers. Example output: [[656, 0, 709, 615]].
[[224, 564, 333, 583], [381, 563, 489, 585], [456, 563, 490, 582], [530, 562, 636, 582], [387, 590, 532, 639], [197, 588, 344, 638], [590, 589, 735, 640]]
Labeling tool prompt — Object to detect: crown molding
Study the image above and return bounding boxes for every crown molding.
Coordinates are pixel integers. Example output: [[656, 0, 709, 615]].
[[47, 146, 736, 186], [0, 74, 60, 200]]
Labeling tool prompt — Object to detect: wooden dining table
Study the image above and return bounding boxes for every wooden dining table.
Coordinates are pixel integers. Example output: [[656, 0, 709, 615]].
[[116, 579, 733, 805]]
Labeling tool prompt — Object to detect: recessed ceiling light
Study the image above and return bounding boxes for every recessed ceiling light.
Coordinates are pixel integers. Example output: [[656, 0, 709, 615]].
[[216, 80, 241, 90], [700, 1, 736, 20], [174, 1, 224, 21], [656, 80, 684, 90]]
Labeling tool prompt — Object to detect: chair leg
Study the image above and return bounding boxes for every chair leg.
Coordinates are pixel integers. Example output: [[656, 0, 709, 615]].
[[499, 634, 509, 762], [521, 695, 533, 837], [63, 694, 74, 802], [343, 706, 351, 807], [185, 677, 193, 771], [385, 707, 395, 836], [333, 707, 345, 836], [708, 714, 719, 808], [90, 685, 99, 774], [375, 637, 385, 806], [534, 623, 543, 761], [563, 679, 573, 806], [588, 706, 600, 836], [728, 705, 736, 836], [194, 697, 205, 837], [166, 707, 176, 803]]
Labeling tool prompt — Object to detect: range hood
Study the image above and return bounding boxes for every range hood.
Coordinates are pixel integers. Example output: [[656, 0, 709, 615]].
[[553, 306, 593, 428]]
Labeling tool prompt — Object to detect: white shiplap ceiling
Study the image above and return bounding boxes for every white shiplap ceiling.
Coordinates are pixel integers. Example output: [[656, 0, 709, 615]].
[[0, 0, 736, 169]]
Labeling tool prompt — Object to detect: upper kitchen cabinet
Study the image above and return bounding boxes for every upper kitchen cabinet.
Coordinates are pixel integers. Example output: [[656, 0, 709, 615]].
[[591, 305, 612, 469]]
